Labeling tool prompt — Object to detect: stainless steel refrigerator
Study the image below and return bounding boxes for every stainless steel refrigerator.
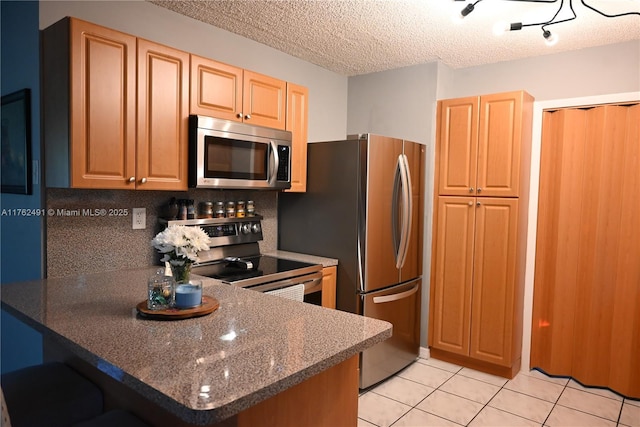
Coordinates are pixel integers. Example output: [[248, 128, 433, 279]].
[[278, 134, 424, 389]]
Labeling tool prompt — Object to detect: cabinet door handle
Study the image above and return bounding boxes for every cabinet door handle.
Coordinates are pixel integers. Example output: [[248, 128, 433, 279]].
[[236, 113, 243, 119], [477, 188, 482, 193], [468, 201, 473, 206], [469, 187, 474, 193], [477, 201, 481, 206], [244, 114, 251, 120], [128, 177, 135, 183], [140, 177, 147, 184]]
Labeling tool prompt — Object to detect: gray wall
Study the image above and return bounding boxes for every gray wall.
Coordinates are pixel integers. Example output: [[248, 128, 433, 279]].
[[443, 40, 640, 101], [39, 0, 348, 143], [345, 40, 640, 347]]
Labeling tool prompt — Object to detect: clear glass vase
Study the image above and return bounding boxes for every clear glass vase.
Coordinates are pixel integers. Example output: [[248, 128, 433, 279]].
[[170, 261, 192, 285]]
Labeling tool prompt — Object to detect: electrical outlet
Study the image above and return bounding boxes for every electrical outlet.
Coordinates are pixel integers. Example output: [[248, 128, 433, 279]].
[[132, 208, 146, 229]]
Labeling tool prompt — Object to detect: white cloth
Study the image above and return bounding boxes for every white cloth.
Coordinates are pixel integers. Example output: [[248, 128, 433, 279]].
[[265, 284, 305, 302]]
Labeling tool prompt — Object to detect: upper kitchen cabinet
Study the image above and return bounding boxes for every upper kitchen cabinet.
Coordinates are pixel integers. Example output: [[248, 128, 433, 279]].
[[43, 17, 189, 190], [438, 91, 534, 197], [285, 83, 309, 192], [137, 39, 189, 191], [190, 55, 286, 130]]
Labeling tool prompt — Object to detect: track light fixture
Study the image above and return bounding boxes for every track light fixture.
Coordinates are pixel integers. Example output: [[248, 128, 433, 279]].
[[461, 3, 476, 16], [459, 0, 481, 17], [456, 0, 640, 46]]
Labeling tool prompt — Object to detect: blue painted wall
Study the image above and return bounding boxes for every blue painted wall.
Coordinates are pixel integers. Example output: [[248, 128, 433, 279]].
[[1, 0, 44, 374]]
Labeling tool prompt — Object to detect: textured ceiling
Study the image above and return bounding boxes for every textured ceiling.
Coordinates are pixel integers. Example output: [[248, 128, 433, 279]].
[[149, 0, 640, 76]]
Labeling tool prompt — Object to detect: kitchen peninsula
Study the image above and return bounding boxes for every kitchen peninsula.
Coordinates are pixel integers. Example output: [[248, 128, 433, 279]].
[[1, 267, 392, 427]]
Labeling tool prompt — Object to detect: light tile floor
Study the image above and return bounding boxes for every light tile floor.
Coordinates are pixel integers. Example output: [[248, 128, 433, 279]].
[[358, 357, 640, 427]]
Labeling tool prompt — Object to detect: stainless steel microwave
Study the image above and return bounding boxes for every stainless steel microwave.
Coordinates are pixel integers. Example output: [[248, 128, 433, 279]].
[[189, 115, 292, 190]]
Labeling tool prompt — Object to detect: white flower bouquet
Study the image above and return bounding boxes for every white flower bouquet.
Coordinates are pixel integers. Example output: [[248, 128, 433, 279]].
[[151, 225, 211, 267]]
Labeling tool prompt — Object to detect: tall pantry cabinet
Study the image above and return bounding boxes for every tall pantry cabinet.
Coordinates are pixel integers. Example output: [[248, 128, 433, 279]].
[[429, 91, 534, 378]]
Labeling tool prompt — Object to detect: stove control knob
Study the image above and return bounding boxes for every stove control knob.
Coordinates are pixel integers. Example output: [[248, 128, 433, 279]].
[[241, 223, 251, 235], [251, 223, 261, 234]]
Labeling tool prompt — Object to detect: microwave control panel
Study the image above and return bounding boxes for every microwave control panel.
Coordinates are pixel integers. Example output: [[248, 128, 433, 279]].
[[277, 145, 290, 181]]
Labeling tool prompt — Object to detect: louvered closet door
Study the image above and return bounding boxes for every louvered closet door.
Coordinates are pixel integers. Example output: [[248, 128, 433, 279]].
[[531, 103, 640, 399]]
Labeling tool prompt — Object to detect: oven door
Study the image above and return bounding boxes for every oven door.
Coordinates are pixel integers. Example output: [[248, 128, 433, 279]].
[[189, 115, 292, 190], [250, 271, 323, 304]]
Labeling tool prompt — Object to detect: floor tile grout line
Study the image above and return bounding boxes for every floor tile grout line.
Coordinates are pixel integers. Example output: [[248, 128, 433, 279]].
[[553, 380, 627, 425], [541, 376, 568, 427], [387, 370, 467, 427], [360, 358, 635, 427]]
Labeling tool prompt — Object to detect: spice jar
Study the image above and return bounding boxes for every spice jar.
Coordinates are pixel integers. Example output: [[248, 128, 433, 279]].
[[200, 202, 213, 218], [225, 201, 236, 218], [236, 200, 246, 218], [186, 199, 196, 219], [246, 200, 255, 217], [214, 201, 225, 218], [178, 199, 187, 220]]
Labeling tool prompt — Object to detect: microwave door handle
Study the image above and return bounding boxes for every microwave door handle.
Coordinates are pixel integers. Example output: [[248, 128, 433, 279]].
[[269, 141, 279, 184]]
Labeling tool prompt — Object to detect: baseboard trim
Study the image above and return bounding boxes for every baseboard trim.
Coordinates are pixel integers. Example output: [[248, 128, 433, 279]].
[[419, 346, 430, 359]]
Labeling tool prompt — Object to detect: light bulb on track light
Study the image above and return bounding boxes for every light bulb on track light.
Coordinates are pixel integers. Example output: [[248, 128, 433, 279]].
[[543, 29, 559, 46], [493, 21, 509, 36]]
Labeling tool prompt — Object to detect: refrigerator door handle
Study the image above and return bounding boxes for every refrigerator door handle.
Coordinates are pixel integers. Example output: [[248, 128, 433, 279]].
[[396, 154, 413, 269], [372, 282, 420, 304], [392, 155, 403, 265]]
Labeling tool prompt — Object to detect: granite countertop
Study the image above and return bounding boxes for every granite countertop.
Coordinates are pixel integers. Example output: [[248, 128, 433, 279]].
[[264, 250, 338, 267], [0, 267, 390, 425]]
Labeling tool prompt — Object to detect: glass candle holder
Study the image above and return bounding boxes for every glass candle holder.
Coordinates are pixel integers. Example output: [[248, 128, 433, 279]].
[[147, 270, 174, 310]]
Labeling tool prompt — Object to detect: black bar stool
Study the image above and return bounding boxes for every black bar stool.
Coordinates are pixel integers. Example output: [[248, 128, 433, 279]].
[[1, 362, 148, 427]]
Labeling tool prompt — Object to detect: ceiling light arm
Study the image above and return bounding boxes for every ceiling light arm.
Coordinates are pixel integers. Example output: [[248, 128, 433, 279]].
[[541, 0, 577, 31], [506, 0, 566, 30], [580, 0, 640, 18]]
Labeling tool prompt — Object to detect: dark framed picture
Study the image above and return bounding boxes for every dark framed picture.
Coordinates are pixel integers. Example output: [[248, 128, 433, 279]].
[[1, 88, 32, 195]]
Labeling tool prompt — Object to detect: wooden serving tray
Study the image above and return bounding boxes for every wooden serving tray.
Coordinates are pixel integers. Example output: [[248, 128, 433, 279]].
[[136, 296, 219, 320]]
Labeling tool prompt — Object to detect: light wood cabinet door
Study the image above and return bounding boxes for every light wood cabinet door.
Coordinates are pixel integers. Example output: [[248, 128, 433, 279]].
[[431, 197, 475, 356], [285, 83, 309, 193], [321, 266, 337, 309], [69, 19, 136, 189], [438, 91, 533, 197], [437, 97, 479, 196], [190, 55, 243, 122], [137, 40, 189, 191], [469, 198, 518, 366], [477, 91, 531, 197], [189, 59, 286, 130], [243, 70, 286, 130]]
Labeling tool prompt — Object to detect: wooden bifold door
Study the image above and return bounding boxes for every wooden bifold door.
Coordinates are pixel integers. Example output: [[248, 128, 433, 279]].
[[531, 103, 640, 399]]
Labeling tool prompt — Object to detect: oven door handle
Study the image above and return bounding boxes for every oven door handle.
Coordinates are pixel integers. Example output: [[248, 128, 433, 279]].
[[251, 271, 323, 294]]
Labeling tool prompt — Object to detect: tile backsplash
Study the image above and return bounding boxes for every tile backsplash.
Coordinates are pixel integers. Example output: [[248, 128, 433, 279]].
[[46, 188, 278, 278]]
